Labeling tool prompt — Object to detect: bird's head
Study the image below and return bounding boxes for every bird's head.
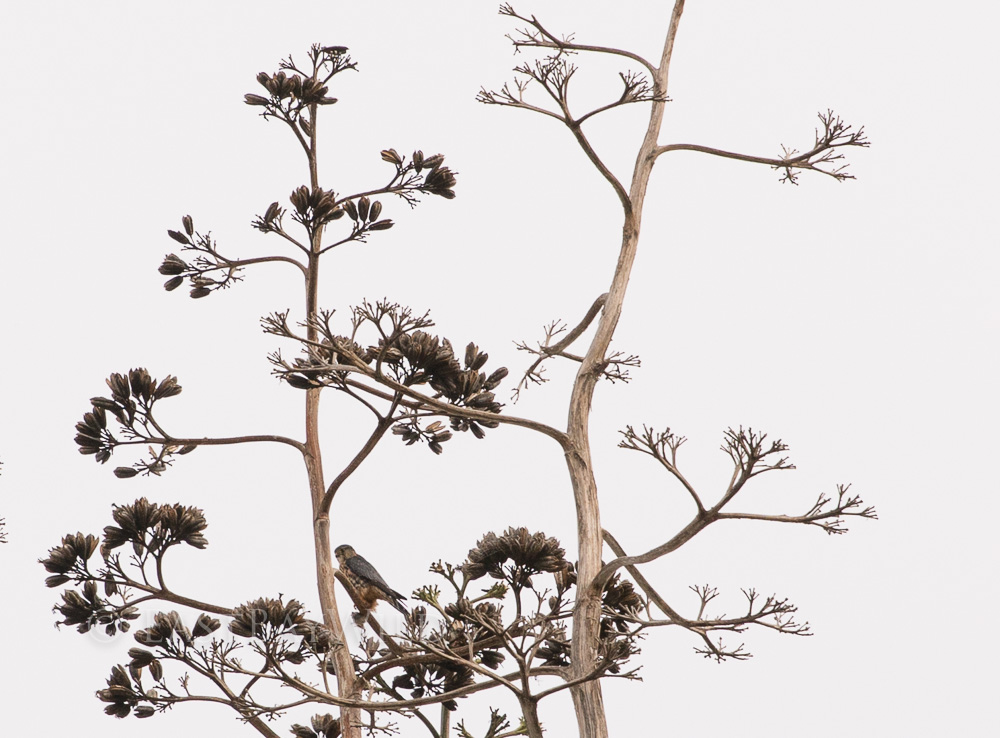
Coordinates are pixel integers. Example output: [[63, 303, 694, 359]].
[[334, 544, 355, 562]]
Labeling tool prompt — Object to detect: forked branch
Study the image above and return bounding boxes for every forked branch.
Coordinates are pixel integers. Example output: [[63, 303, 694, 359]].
[[498, 3, 660, 78], [513, 293, 607, 400], [603, 531, 810, 662], [597, 426, 875, 591]]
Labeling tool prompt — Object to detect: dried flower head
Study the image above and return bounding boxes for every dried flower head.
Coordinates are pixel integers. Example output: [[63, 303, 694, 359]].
[[444, 598, 505, 639], [40, 532, 99, 586], [463, 527, 566, 588], [101, 498, 208, 557], [229, 597, 306, 639], [601, 574, 643, 636], [290, 714, 342, 738], [96, 665, 142, 718], [134, 611, 193, 648], [536, 628, 572, 667]]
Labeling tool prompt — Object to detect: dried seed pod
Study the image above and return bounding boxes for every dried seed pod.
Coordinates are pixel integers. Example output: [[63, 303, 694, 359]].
[[484, 366, 509, 390], [369, 201, 382, 221], [182, 215, 194, 236], [357, 196, 370, 221], [290, 185, 310, 215], [45, 574, 71, 588], [423, 153, 445, 170], [159, 254, 187, 275]]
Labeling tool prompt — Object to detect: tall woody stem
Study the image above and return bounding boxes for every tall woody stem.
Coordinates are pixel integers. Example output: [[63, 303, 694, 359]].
[[564, 3, 685, 736]]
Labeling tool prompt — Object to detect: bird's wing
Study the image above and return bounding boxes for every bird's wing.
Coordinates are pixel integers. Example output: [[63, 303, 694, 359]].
[[345, 554, 403, 599]]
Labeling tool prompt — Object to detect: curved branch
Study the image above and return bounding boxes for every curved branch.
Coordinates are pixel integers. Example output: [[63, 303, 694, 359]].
[[655, 142, 803, 166], [226, 254, 308, 277], [565, 122, 630, 214], [270, 227, 311, 256], [325, 371, 569, 448], [532, 661, 616, 701], [502, 6, 658, 77], [118, 582, 234, 617], [601, 530, 684, 622], [594, 512, 710, 595], [654, 111, 868, 183], [321, 415, 396, 514]]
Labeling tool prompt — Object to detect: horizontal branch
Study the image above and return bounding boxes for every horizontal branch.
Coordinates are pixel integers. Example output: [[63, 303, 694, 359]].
[[320, 368, 570, 448], [716, 484, 876, 534], [656, 142, 800, 167], [276, 663, 543, 712], [227, 254, 308, 277], [655, 111, 868, 183], [129, 434, 306, 454]]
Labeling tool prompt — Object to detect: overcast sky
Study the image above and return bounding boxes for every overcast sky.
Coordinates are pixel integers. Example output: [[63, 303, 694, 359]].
[[2, 1, 997, 736]]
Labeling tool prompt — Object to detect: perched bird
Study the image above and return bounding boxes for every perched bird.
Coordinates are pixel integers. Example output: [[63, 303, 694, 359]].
[[335, 544, 408, 617]]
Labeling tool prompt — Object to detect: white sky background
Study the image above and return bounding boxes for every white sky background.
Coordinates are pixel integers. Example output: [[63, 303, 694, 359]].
[[1, 1, 997, 735]]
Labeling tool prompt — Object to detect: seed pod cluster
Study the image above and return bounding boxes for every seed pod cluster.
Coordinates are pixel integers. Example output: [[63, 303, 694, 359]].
[[289, 185, 343, 230], [40, 532, 99, 587], [246, 70, 338, 113], [97, 665, 143, 718], [600, 574, 644, 637], [290, 714, 341, 738], [462, 527, 567, 586], [229, 597, 306, 640], [101, 497, 209, 557], [75, 370, 185, 467], [52, 579, 139, 636]]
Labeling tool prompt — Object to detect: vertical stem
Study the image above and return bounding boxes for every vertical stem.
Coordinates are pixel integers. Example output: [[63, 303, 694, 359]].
[[520, 697, 544, 738], [564, 4, 685, 738], [439, 704, 451, 737], [301, 92, 362, 737]]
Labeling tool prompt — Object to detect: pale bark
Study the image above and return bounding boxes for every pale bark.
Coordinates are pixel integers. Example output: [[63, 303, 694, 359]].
[[565, 3, 686, 736], [301, 98, 363, 737]]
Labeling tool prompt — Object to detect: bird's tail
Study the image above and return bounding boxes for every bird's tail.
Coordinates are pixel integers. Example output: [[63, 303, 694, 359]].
[[389, 590, 408, 615]]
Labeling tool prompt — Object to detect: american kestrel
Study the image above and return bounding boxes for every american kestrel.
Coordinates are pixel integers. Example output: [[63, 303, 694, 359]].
[[335, 544, 408, 616]]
